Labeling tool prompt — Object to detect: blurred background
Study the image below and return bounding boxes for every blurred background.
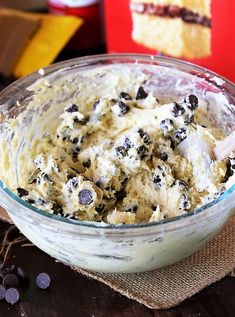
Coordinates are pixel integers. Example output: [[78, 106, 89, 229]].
[[0, 0, 234, 85]]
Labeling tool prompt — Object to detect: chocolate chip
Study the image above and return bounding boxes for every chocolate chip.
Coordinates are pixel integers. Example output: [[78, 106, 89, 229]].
[[126, 205, 138, 213], [223, 160, 234, 182], [117, 101, 130, 116], [5, 287, 19, 305], [173, 179, 189, 190], [52, 203, 63, 215], [3, 274, 19, 289], [66, 104, 78, 113], [115, 189, 127, 201], [16, 188, 29, 198], [179, 193, 190, 210], [83, 159, 91, 168], [71, 137, 79, 144], [73, 117, 88, 125], [26, 199, 35, 204], [120, 91, 132, 100], [153, 175, 162, 187], [42, 173, 53, 183], [159, 119, 174, 134], [184, 113, 194, 125], [124, 137, 133, 149], [159, 152, 168, 161], [36, 273, 51, 290], [185, 94, 198, 110], [78, 189, 93, 205], [95, 204, 105, 214], [116, 146, 128, 157], [172, 103, 185, 117], [138, 129, 151, 144], [135, 86, 148, 100], [137, 145, 149, 160], [38, 198, 47, 206], [174, 127, 187, 143], [0, 285, 6, 300], [93, 99, 100, 110]]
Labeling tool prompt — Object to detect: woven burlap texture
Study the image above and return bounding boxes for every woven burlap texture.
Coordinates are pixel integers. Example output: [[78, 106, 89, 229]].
[[1, 207, 234, 309]]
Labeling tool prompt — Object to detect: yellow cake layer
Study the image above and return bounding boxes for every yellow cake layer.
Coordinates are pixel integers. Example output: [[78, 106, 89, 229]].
[[132, 12, 211, 58], [131, 0, 211, 17]]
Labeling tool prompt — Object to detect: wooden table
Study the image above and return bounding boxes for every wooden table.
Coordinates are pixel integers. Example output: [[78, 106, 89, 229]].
[[0, 221, 234, 317]]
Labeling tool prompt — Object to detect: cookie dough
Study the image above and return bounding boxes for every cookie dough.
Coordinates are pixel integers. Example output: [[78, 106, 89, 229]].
[[0, 64, 234, 224]]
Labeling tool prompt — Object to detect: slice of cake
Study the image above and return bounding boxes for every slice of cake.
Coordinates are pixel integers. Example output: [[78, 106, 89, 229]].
[[130, 0, 211, 58]]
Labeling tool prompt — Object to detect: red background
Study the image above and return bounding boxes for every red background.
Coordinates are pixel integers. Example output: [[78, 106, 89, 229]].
[[104, 0, 235, 83]]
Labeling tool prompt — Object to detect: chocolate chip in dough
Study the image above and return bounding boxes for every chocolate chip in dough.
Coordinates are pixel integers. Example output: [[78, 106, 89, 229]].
[[137, 145, 149, 160], [16, 188, 29, 198], [172, 103, 185, 117], [174, 127, 187, 143], [83, 159, 91, 168], [78, 189, 93, 206], [119, 91, 132, 100], [185, 94, 198, 110], [66, 104, 78, 113], [118, 101, 130, 116], [135, 86, 148, 100], [116, 146, 128, 157]]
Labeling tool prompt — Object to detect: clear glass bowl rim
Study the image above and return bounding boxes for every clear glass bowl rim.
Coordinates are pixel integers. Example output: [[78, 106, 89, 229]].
[[0, 53, 234, 230]]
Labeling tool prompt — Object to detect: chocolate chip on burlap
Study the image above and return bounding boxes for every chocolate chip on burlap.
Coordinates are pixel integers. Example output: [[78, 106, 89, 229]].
[[0, 207, 234, 309]]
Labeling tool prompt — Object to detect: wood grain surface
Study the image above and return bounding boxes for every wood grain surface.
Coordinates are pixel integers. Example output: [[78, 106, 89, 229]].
[[0, 221, 234, 317]]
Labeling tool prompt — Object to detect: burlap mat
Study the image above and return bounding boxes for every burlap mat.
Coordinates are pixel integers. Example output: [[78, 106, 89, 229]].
[[0, 207, 234, 309]]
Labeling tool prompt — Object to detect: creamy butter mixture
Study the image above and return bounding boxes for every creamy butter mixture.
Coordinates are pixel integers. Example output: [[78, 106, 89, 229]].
[[0, 64, 234, 224]]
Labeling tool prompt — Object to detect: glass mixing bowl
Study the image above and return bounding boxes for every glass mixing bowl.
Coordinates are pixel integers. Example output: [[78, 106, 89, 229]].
[[0, 54, 234, 273]]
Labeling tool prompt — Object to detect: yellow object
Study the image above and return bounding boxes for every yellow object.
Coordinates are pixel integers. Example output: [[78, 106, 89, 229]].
[[11, 10, 83, 78]]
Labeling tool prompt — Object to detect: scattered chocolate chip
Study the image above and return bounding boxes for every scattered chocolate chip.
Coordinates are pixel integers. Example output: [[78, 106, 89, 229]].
[[36, 273, 51, 290], [66, 104, 78, 113], [174, 127, 187, 143], [138, 129, 151, 144], [223, 160, 234, 182], [42, 173, 53, 183], [73, 117, 88, 125], [135, 86, 148, 100], [120, 91, 132, 100], [124, 137, 133, 149], [78, 189, 93, 206], [83, 159, 91, 168], [172, 103, 185, 117], [115, 189, 127, 201], [185, 94, 198, 110], [95, 204, 105, 214], [38, 198, 47, 206], [153, 166, 165, 188], [52, 203, 63, 215], [71, 137, 79, 144], [116, 146, 128, 157], [179, 193, 191, 210], [117, 101, 130, 116], [126, 205, 138, 213], [16, 188, 29, 198], [184, 113, 194, 125], [159, 119, 174, 134], [159, 152, 168, 161], [172, 179, 189, 190], [5, 287, 19, 305], [26, 199, 35, 204], [0, 285, 6, 300], [153, 175, 162, 187], [93, 99, 100, 110], [137, 145, 149, 160], [3, 274, 19, 289]]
